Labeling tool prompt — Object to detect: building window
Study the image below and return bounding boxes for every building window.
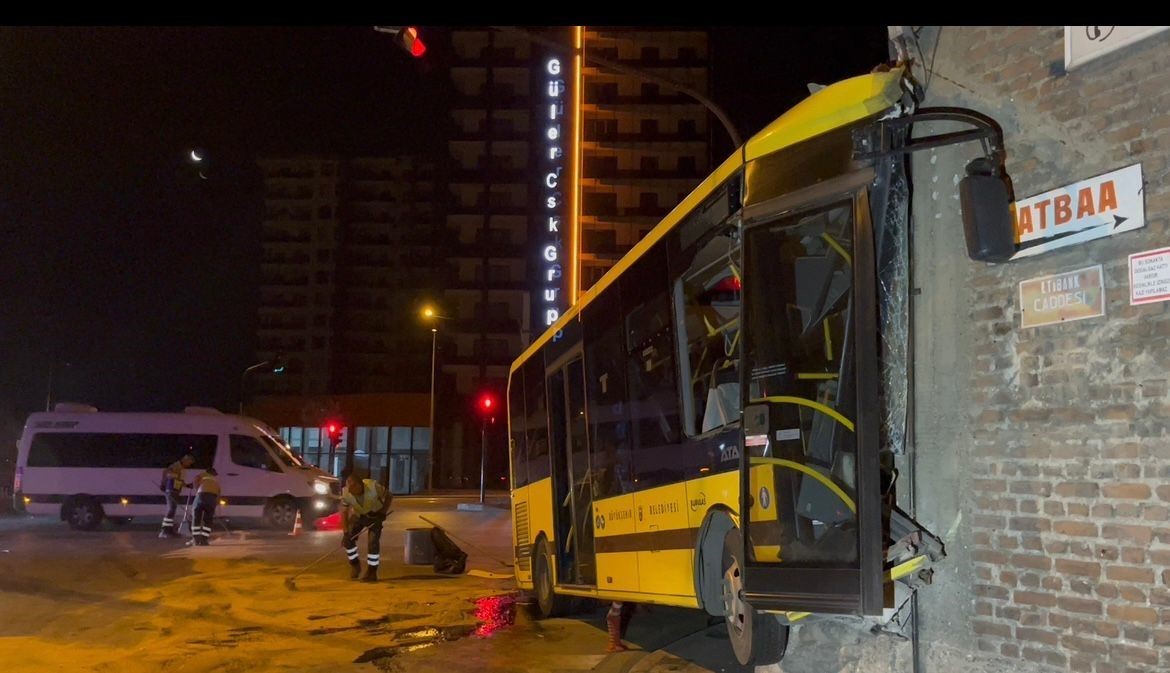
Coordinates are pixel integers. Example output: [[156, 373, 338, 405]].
[[583, 191, 618, 216], [640, 119, 659, 136], [639, 156, 659, 173], [678, 156, 698, 174], [679, 119, 698, 136], [318, 206, 333, 219], [640, 46, 660, 62]]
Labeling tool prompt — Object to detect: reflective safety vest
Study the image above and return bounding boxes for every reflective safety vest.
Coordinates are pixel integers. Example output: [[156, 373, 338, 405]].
[[196, 473, 221, 496], [162, 461, 186, 493], [341, 479, 388, 515]]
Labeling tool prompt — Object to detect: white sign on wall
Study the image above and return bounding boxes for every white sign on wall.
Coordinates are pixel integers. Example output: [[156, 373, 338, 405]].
[[1066, 26, 1170, 70], [1129, 247, 1170, 305], [1011, 163, 1145, 260]]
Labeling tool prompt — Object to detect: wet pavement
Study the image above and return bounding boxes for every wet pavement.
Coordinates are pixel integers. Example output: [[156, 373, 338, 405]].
[[0, 497, 900, 672]]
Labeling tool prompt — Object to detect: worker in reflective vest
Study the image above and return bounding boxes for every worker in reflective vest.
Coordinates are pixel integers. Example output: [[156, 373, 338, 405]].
[[158, 454, 194, 538], [340, 473, 391, 582], [191, 467, 221, 546]]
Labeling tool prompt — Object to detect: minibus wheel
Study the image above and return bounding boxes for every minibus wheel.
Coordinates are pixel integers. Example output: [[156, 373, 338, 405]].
[[263, 496, 300, 530], [65, 496, 104, 531], [722, 528, 788, 666], [532, 538, 570, 618]]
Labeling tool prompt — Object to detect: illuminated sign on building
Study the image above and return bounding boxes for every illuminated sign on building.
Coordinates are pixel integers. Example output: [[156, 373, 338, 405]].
[[542, 57, 566, 327]]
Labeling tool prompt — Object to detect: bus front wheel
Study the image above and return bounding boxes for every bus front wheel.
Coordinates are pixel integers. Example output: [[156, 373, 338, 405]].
[[722, 528, 788, 666], [533, 540, 570, 618]]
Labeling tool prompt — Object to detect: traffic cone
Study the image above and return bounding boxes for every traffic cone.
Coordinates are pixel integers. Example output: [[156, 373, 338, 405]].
[[289, 509, 303, 536]]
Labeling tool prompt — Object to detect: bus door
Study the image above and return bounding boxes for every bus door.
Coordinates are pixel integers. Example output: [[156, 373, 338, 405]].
[[738, 173, 885, 616], [547, 351, 597, 587]]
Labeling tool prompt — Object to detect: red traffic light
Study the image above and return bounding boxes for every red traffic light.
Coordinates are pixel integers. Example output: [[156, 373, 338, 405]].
[[324, 421, 343, 443], [404, 27, 426, 57], [477, 393, 496, 415]]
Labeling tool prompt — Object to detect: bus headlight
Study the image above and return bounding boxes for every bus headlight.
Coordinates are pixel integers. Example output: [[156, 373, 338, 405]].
[[313, 480, 329, 495]]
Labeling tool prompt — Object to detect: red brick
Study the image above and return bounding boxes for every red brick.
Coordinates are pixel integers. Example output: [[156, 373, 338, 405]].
[[1058, 596, 1103, 614], [1114, 643, 1160, 665], [1061, 634, 1109, 654], [1009, 517, 1051, 533], [974, 478, 1008, 493], [1107, 565, 1156, 583], [1121, 547, 1146, 564], [1014, 590, 1056, 607], [1119, 585, 1147, 602], [1016, 626, 1059, 645], [1013, 553, 1052, 570], [1008, 481, 1052, 496], [973, 549, 1009, 565], [1056, 481, 1100, 497], [1056, 558, 1102, 577], [973, 619, 1012, 638], [1103, 482, 1152, 499], [1103, 524, 1154, 545], [1107, 605, 1158, 624], [1054, 520, 1098, 537]]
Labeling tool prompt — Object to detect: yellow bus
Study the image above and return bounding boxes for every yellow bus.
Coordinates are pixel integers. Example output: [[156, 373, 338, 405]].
[[507, 65, 1012, 665]]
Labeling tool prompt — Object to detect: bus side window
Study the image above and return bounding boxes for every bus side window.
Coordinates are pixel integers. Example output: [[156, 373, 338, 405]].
[[509, 373, 529, 488], [230, 435, 281, 472], [523, 357, 550, 482], [620, 245, 682, 489], [584, 285, 633, 498]]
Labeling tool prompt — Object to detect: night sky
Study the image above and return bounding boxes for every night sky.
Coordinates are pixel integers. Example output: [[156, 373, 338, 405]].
[[0, 26, 886, 424]]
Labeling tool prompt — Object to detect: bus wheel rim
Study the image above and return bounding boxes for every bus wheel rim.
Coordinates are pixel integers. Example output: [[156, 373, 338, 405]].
[[723, 558, 747, 636]]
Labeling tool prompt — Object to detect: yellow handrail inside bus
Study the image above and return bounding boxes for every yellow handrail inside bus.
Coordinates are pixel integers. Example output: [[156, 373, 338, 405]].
[[749, 457, 856, 513], [820, 232, 852, 264], [749, 395, 855, 432]]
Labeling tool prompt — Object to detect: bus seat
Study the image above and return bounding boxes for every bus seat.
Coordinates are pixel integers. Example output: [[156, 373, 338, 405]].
[[702, 382, 739, 433]]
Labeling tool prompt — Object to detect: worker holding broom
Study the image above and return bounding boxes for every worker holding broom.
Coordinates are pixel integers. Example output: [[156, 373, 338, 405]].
[[340, 471, 391, 582]]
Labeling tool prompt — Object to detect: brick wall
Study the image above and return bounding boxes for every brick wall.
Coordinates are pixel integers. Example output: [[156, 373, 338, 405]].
[[911, 26, 1170, 673]]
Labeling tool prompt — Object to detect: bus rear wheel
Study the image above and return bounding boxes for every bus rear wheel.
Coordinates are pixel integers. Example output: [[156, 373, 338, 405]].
[[65, 496, 104, 531], [533, 540, 570, 618], [722, 528, 788, 666]]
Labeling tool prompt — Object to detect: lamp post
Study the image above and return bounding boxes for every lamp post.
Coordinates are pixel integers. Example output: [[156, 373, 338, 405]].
[[420, 305, 449, 493], [45, 361, 71, 412], [240, 353, 286, 414]]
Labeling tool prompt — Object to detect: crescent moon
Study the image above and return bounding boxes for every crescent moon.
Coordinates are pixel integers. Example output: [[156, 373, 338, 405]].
[[190, 149, 204, 162]]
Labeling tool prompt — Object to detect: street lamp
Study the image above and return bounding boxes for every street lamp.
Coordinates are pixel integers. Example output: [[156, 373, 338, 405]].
[[239, 353, 286, 414], [419, 305, 450, 493]]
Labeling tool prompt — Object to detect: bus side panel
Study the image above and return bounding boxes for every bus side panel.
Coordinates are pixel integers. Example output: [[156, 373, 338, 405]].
[[634, 482, 693, 596], [512, 482, 534, 588], [593, 492, 639, 592], [525, 477, 555, 584]]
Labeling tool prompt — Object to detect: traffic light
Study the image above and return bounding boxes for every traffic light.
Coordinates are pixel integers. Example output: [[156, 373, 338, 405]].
[[325, 421, 343, 447], [477, 392, 496, 418], [376, 26, 426, 58]]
